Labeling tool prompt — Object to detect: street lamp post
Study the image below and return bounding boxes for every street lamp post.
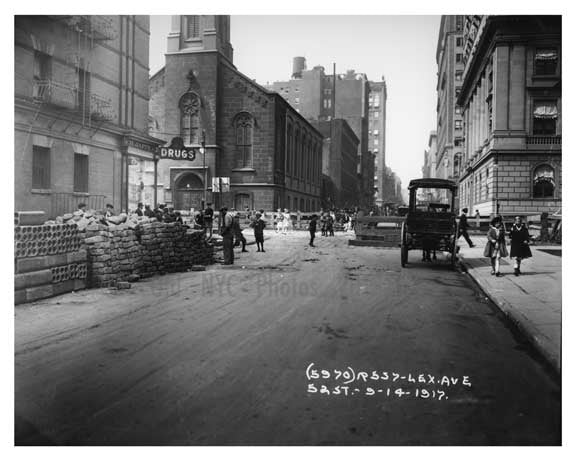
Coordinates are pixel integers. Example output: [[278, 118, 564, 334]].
[[200, 130, 206, 210]]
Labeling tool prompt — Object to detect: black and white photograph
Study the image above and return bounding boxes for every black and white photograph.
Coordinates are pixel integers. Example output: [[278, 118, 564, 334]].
[[7, 1, 571, 453]]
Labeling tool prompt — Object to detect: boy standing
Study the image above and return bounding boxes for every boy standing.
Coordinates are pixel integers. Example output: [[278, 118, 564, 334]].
[[252, 212, 266, 252]]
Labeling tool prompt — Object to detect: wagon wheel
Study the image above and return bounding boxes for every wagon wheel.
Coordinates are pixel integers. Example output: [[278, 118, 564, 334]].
[[451, 223, 460, 269], [400, 222, 408, 267]]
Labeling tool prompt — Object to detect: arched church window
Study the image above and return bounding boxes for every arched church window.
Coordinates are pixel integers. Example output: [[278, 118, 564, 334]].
[[235, 112, 254, 168], [179, 92, 201, 144]]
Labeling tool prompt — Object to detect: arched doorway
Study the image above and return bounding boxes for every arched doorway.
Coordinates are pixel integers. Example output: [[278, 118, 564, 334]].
[[174, 172, 204, 211]]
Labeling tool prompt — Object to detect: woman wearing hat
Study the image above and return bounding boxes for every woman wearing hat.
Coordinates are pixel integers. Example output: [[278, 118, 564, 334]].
[[484, 217, 508, 276], [509, 216, 532, 276]]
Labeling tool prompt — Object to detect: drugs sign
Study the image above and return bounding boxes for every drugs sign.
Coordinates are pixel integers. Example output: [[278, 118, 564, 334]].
[[159, 137, 197, 161]]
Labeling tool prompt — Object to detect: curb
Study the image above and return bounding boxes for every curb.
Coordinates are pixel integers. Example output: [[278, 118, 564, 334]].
[[458, 256, 560, 376]]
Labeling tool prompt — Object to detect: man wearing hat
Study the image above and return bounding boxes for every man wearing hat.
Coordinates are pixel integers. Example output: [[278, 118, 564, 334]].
[[220, 207, 234, 265]]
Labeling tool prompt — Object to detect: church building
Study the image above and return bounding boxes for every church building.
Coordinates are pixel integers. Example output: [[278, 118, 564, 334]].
[[149, 15, 323, 212]]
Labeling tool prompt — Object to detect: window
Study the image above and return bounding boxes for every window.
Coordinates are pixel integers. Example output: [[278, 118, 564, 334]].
[[534, 49, 558, 76], [374, 148, 379, 153], [323, 99, 331, 109], [186, 16, 200, 39], [235, 112, 254, 168], [74, 153, 89, 193], [455, 106, 462, 115], [533, 164, 555, 198], [324, 89, 332, 95], [294, 97, 300, 104], [374, 96, 380, 107], [32, 145, 50, 189], [455, 120, 462, 130], [455, 88, 461, 98], [456, 53, 463, 63], [456, 16, 463, 31], [533, 101, 558, 135], [455, 139, 463, 147], [456, 37, 463, 47], [374, 139, 379, 146], [179, 92, 201, 144], [33, 51, 51, 81], [374, 111, 379, 118], [455, 71, 463, 81], [373, 129, 379, 136]]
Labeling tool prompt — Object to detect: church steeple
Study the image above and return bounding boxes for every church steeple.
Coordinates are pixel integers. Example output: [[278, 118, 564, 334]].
[[167, 15, 234, 63]]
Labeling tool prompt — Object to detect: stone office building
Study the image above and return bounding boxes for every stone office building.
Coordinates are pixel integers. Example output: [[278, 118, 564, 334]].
[[149, 16, 323, 212], [456, 15, 561, 217], [15, 15, 164, 218]]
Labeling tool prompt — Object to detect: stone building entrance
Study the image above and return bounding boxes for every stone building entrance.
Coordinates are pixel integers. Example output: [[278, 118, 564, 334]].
[[173, 172, 204, 211]]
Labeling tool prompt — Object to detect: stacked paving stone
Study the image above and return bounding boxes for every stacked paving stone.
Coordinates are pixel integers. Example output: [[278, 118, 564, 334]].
[[14, 221, 87, 305], [83, 223, 144, 288], [84, 222, 214, 288]]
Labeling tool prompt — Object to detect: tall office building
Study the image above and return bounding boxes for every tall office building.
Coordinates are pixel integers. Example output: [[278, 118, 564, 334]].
[[435, 15, 465, 208]]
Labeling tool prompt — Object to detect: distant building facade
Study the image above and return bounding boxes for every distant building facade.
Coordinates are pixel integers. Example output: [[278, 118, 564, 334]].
[[311, 119, 360, 209], [368, 79, 388, 208], [456, 15, 561, 217], [15, 15, 163, 217], [422, 131, 438, 178], [435, 15, 465, 204], [149, 16, 323, 212], [268, 61, 375, 209]]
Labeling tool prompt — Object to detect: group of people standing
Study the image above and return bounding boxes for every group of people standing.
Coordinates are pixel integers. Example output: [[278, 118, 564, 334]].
[[219, 206, 267, 265]]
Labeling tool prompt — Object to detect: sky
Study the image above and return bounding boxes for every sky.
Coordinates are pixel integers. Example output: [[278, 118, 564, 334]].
[[149, 15, 440, 189]]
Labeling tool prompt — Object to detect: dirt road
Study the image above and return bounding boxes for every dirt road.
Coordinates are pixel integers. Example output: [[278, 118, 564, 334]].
[[15, 231, 561, 445]]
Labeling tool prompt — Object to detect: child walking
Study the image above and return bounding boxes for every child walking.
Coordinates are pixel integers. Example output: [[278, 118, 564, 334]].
[[509, 216, 532, 276], [484, 217, 508, 276]]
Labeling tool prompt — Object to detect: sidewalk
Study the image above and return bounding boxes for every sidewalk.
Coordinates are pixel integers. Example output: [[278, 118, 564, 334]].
[[457, 235, 561, 374]]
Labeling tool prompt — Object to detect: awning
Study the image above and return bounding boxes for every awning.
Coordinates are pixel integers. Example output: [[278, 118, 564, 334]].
[[535, 50, 558, 61], [533, 103, 558, 119]]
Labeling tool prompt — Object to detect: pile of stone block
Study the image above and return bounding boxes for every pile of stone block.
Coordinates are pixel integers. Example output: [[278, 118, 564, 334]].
[[83, 222, 214, 288], [14, 222, 87, 305]]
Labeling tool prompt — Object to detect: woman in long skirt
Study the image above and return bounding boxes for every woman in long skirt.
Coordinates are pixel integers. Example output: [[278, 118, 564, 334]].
[[484, 217, 508, 276], [509, 216, 532, 276]]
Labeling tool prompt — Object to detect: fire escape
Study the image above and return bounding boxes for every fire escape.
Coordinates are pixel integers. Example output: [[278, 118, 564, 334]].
[[33, 16, 118, 130]]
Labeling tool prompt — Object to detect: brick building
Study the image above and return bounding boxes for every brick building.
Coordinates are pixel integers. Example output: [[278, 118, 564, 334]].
[[15, 16, 163, 218], [268, 61, 375, 209], [311, 119, 360, 208], [148, 16, 323, 212], [435, 15, 465, 207], [456, 15, 561, 217]]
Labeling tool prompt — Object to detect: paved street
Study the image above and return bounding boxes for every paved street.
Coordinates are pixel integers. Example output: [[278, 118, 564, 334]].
[[15, 231, 560, 445]]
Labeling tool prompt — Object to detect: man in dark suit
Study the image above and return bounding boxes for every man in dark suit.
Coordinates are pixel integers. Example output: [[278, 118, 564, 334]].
[[458, 208, 475, 248]]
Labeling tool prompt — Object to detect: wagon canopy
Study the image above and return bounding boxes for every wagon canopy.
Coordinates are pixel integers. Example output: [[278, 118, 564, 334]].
[[408, 178, 457, 191]]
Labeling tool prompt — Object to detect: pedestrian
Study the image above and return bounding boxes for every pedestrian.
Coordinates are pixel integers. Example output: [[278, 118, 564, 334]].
[[144, 204, 154, 218], [174, 211, 183, 224], [77, 202, 87, 216], [283, 208, 291, 233], [320, 213, 327, 236], [475, 209, 481, 228], [509, 216, 532, 276], [231, 209, 248, 252], [252, 212, 266, 252], [220, 207, 234, 265], [327, 213, 334, 237], [308, 214, 317, 247], [458, 208, 476, 248], [484, 217, 508, 276], [135, 202, 144, 216], [104, 203, 114, 218], [203, 202, 214, 239], [275, 208, 283, 233]]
